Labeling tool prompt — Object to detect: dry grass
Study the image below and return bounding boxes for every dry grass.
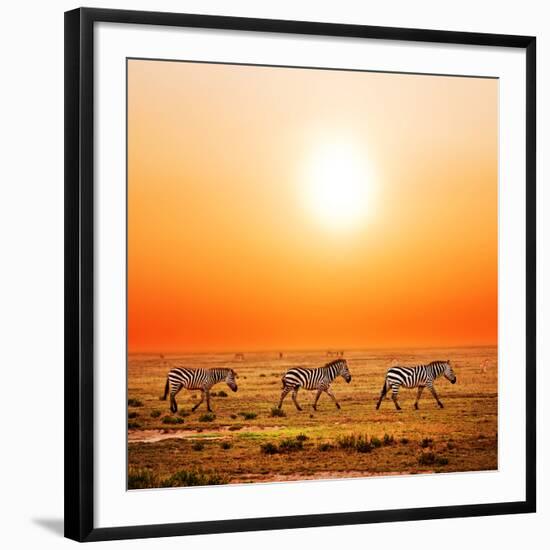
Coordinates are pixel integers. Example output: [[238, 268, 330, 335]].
[[128, 347, 497, 487]]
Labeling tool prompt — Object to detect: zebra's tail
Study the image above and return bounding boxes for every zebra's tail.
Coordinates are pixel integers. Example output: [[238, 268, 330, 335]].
[[161, 377, 169, 401], [380, 378, 389, 397]]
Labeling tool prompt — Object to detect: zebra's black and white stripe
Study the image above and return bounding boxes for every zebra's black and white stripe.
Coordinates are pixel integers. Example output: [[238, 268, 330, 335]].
[[376, 360, 456, 410], [278, 359, 352, 411], [162, 367, 238, 413]]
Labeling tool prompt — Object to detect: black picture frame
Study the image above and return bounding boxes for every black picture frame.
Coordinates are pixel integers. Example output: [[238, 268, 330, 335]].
[[65, 7, 536, 542]]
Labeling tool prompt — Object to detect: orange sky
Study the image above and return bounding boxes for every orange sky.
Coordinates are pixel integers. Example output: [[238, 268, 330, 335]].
[[128, 59, 497, 353]]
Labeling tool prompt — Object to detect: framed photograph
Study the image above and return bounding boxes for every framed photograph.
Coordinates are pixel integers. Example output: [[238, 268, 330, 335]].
[[65, 7, 536, 542]]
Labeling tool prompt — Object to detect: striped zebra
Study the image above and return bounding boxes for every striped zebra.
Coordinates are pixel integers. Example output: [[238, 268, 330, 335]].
[[278, 359, 352, 411], [376, 360, 456, 410], [161, 367, 238, 413]]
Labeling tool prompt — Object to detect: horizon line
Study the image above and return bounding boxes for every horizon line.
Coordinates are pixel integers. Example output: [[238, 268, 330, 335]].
[[128, 343, 498, 356]]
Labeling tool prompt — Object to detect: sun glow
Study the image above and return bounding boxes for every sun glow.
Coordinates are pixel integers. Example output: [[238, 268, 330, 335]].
[[304, 141, 373, 231]]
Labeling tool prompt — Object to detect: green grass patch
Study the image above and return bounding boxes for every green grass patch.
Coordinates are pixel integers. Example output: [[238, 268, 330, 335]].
[[161, 469, 229, 487], [128, 468, 160, 489], [270, 407, 286, 418], [240, 412, 257, 420], [199, 413, 216, 422], [370, 436, 382, 448], [337, 433, 375, 453], [162, 416, 184, 425], [279, 438, 304, 452]]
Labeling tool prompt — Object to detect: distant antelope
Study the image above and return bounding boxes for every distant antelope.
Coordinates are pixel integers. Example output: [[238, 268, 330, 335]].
[[278, 359, 352, 411], [162, 367, 238, 413], [376, 360, 457, 410], [234, 353, 245, 361]]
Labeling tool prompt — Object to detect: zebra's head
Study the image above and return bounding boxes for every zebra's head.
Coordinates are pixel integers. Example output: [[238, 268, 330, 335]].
[[225, 369, 238, 392], [443, 361, 457, 384], [338, 360, 352, 383]]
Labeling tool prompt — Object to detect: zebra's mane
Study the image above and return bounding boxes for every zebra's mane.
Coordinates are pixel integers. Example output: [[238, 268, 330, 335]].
[[324, 359, 345, 369], [428, 360, 449, 366]]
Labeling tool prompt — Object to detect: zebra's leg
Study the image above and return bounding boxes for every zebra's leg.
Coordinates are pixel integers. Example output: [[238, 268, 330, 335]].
[[391, 385, 402, 410], [291, 388, 303, 411], [312, 389, 323, 411], [192, 390, 205, 412], [161, 377, 169, 401], [428, 384, 444, 408], [206, 389, 212, 412], [169, 383, 183, 413], [325, 387, 341, 410], [278, 387, 290, 409], [414, 386, 425, 410], [376, 380, 388, 410]]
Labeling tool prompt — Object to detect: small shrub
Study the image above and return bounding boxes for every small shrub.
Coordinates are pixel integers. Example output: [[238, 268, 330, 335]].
[[296, 433, 309, 442], [261, 442, 278, 455], [418, 451, 436, 465], [230, 414, 238, 419], [279, 438, 303, 452], [383, 433, 395, 446], [162, 416, 184, 425], [260, 373, 266, 377], [400, 437, 409, 445], [128, 468, 158, 489], [436, 457, 449, 466], [338, 433, 377, 453], [337, 434, 358, 450], [370, 436, 382, 448], [420, 437, 434, 448], [356, 437, 373, 453], [128, 421, 141, 430], [270, 407, 286, 417], [192, 441, 205, 451], [228, 425, 243, 431], [128, 398, 143, 407], [221, 442, 232, 450], [178, 410, 190, 417], [199, 413, 216, 422], [240, 412, 257, 420], [210, 392, 218, 397], [161, 469, 229, 487], [217, 390, 228, 397], [318, 442, 334, 452], [446, 441, 455, 450], [128, 411, 139, 419], [150, 410, 161, 418]]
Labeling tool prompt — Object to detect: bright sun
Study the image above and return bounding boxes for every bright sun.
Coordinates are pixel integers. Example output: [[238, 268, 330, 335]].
[[304, 141, 372, 231]]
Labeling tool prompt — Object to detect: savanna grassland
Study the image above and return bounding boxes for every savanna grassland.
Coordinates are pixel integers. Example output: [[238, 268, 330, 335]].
[[127, 347, 497, 489]]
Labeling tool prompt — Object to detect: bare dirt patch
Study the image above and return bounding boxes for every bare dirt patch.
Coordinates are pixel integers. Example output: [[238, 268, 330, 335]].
[[129, 425, 284, 443]]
